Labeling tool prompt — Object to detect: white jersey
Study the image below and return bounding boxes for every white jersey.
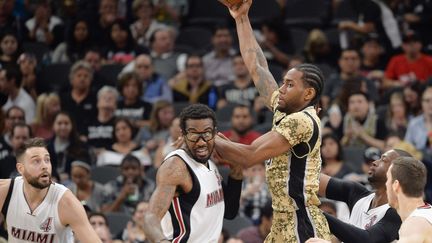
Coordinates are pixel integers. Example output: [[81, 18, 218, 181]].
[[409, 204, 432, 225], [6, 176, 74, 243], [161, 149, 225, 243], [348, 193, 390, 229]]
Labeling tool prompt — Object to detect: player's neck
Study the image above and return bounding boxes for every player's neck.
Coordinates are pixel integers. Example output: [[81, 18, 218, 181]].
[[371, 187, 388, 208], [397, 195, 425, 221], [23, 182, 50, 211]]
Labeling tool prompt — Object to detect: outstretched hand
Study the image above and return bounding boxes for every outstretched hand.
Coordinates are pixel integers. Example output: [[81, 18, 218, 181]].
[[218, 0, 252, 19]]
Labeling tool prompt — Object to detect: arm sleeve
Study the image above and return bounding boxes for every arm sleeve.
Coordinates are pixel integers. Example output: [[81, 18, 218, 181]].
[[325, 208, 401, 243], [222, 176, 243, 219], [326, 177, 371, 210]]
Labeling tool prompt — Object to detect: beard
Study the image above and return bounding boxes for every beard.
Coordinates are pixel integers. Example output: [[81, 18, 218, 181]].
[[25, 172, 52, 189], [185, 144, 214, 164]]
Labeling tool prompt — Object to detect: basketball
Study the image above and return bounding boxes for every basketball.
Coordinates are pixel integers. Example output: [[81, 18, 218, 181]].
[[218, 0, 244, 9]]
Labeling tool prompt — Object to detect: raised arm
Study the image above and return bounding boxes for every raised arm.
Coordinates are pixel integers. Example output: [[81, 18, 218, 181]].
[[58, 191, 101, 243], [143, 157, 191, 243], [222, 0, 278, 108]]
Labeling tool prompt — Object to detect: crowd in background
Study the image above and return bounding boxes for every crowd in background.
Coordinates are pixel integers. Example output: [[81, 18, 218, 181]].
[[0, 0, 432, 242]]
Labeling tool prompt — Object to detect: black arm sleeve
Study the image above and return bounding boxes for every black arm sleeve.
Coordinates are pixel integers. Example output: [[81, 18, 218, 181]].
[[325, 208, 401, 243], [326, 177, 371, 210], [222, 176, 243, 219]]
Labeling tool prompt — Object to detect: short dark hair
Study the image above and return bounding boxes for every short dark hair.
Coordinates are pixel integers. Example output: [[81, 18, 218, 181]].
[[179, 104, 217, 133], [294, 63, 324, 106], [11, 122, 32, 137], [16, 137, 46, 161], [3, 64, 22, 88], [113, 117, 137, 142], [117, 72, 143, 97], [6, 106, 25, 118], [348, 91, 370, 102], [88, 212, 109, 226], [121, 154, 141, 167], [321, 133, 343, 161], [390, 157, 427, 197], [212, 23, 230, 35]]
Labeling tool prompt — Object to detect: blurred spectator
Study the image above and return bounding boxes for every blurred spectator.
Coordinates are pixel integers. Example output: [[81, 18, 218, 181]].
[[359, 33, 386, 89], [115, 72, 152, 128], [17, 53, 41, 100], [217, 55, 259, 111], [171, 54, 219, 110], [52, 17, 93, 64], [0, 64, 35, 123], [68, 160, 105, 212], [86, 86, 118, 150], [383, 92, 409, 138], [149, 27, 185, 79], [136, 100, 174, 153], [105, 19, 148, 65], [384, 31, 432, 88], [31, 92, 61, 139], [323, 49, 378, 110], [0, 106, 25, 159], [341, 92, 387, 150], [83, 48, 109, 92], [116, 201, 149, 242], [153, 116, 181, 168], [89, 212, 110, 230], [302, 29, 336, 70], [92, 0, 119, 48], [153, 0, 188, 26], [0, 0, 26, 40], [121, 54, 173, 104], [221, 104, 261, 145], [61, 60, 97, 135], [25, 2, 63, 47], [130, 0, 167, 47], [239, 162, 270, 224], [384, 133, 422, 161], [203, 24, 236, 87], [405, 86, 432, 153], [97, 117, 151, 167], [321, 133, 355, 179], [0, 31, 20, 67], [0, 122, 31, 179], [237, 200, 272, 243], [403, 81, 425, 117], [259, 20, 292, 67], [102, 154, 155, 215], [47, 111, 92, 182]]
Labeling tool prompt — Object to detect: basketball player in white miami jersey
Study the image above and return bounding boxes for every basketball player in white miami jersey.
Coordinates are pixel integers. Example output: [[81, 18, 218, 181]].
[[386, 157, 432, 243], [143, 104, 243, 243], [0, 138, 101, 243]]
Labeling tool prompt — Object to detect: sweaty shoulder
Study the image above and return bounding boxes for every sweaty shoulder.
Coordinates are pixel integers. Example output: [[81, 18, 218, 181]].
[[274, 109, 315, 147], [0, 179, 11, 215]]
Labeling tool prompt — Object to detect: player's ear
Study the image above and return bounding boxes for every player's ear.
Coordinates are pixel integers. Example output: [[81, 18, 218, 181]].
[[16, 161, 24, 175], [304, 87, 316, 101], [392, 179, 400, 193]]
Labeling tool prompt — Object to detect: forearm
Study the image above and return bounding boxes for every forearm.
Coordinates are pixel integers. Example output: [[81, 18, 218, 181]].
[[143, 214, 169, 243], [223, 176, 243, 219], [216, 139, 258, 167], [325, 213, 370, 243], [101, 195, 126, 212]]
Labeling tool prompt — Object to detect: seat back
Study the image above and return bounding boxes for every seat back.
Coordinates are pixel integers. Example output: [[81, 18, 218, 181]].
[[105, 212, 131, 236], [91, 166, 121, 184], [39, 63, 72, 92]]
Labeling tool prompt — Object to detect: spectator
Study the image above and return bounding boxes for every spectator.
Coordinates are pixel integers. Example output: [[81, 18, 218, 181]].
[[17, 53, 41, 100], [25, 2, 63, 47], [0, 122, 31, 179], [217, 55, 259, 111], [116, 201, 149, 242], [86, 86, 118, 150], [259, 20, 292, 67], [302, 29, 336, 68], [115, 72, 152, 128], [130, 0, 167, 47], [0, 0, 26, 40], [52, 17, 93, 64], [0, 106, 25, 160], [323, 49, 378, 110], [321, 133, 355, 179], [383, 92, 409, 138], [60, 60, 97, 135], [68, 160, 105, 212], [104, 19, 147, 65], [89, 212, 110, 230], [384, 31, 432, 88], [0, 31, 20, 67], [121, 54, 172, 104], [152, 0, 188, 26], [359, 33, 386, 90], [97, 117, 151, 167], [237, 201, 272, 243], [221, 104, 261, 145], [341, 92, 387, 150], [47, 111, 92, 182], [203, 24, 237, 87], [152, 116, 181, 168], [403, 81, 425, 117], [92, 0, 119, 48], [83, 48, 109, 92], [102, 154, 155, 215], [171, 54, 219, 110], [0, 64, 35, 123], [31, 92, 61, 139], [149, 27, 186, 79]]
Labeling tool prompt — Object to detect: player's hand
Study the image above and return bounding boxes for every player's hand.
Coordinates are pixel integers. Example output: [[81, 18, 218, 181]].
[[219, 0, 252, 20]]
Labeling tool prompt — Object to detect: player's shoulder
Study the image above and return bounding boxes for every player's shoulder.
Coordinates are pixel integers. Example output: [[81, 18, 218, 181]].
[[158, 152, 189, 180], [401, 216, 432, 234]]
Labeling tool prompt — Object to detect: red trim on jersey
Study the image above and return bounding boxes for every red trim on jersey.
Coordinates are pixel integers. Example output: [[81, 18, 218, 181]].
[[173, 197, 186, 243], [417, 203, 432, 209]]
